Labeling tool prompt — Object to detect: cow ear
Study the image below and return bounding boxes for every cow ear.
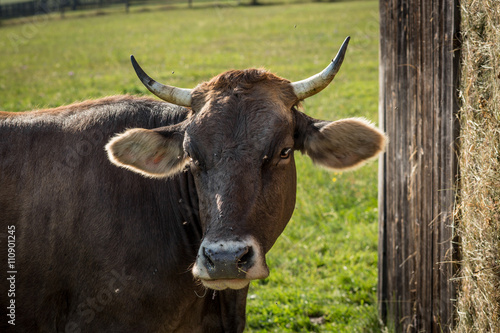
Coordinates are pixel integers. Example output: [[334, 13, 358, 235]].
[[296, 113, 386, 170], [106, 125, 188, 178]]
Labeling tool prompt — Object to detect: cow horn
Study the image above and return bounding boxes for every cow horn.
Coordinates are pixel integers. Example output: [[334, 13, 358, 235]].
[[291, 36, 350, 100], [131, 55, 192, 107]]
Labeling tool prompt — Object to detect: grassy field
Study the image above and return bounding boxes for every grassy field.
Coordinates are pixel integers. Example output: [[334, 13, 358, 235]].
[[0, 1, 381, 331]]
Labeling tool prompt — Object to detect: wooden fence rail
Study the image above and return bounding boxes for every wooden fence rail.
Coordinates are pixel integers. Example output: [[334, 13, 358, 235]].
[[0, 0, 40, 19], [0, 0, 191, 19]]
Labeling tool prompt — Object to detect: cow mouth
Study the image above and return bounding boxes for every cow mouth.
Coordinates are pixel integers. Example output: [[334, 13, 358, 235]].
[[200, 278, 250, 290]]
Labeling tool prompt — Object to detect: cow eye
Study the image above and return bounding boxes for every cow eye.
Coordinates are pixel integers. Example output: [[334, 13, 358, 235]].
[[280, 148, 292, 159]]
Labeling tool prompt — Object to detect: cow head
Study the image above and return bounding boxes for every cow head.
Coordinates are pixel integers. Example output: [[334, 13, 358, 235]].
[[106, 37, 386, 290]]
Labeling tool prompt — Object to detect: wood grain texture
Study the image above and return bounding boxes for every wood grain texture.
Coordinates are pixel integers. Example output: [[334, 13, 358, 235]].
[[378, 0, 460, 331]]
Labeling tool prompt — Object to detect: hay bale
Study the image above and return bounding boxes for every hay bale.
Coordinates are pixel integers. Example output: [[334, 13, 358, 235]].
[[455, 0, 500, 331]]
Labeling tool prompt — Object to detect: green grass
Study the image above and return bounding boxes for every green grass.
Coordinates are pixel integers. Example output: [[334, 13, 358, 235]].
[[0, 1, 382, 331]]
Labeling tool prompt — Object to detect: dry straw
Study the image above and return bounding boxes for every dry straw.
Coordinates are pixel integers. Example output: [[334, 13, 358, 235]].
[[455, 0, 500, 331]]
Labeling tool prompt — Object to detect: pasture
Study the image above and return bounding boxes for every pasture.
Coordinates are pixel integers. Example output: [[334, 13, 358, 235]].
[[0, 0, 381, 331]]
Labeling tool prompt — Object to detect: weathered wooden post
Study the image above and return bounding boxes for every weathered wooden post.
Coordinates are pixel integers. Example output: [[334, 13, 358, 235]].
[[378, 0, 460, 331]]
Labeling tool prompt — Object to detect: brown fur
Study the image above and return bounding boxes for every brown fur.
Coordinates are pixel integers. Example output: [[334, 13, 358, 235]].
[[1, 65, 386, 333], [0, 96, 245, 332], [191, 69, 298, 113], [0, 95, 156, 116]]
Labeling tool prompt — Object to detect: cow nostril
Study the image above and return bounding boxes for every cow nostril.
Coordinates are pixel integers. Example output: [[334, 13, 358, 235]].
[[202, 247, 215, 269], [237, 247, 254, 270]]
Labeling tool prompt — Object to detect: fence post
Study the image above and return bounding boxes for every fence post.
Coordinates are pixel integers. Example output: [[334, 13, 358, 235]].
[[378, 0, 461, 331]]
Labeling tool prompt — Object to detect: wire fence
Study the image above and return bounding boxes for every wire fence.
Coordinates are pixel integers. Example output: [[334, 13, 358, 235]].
[[0, 0, 228, 19]]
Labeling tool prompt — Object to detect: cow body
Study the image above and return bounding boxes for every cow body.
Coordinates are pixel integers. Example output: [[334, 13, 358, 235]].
[[0, 38, 386, 332], [0, 96, 246, 332]]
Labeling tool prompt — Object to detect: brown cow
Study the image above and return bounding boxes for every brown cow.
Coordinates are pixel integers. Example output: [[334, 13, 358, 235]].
[[0, 37, 385, 332]]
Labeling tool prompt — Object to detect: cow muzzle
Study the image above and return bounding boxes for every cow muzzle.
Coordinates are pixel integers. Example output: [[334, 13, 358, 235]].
[[192, 236, 269, 290]]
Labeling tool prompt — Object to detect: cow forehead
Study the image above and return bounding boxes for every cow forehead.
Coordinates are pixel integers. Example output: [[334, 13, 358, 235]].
[[185, 101, 294, 164], [186, 69, 296, 155], [191, 68, 297, 115]]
